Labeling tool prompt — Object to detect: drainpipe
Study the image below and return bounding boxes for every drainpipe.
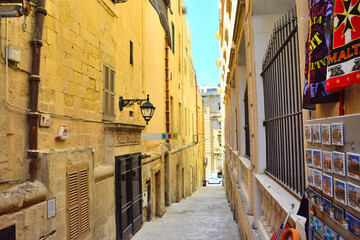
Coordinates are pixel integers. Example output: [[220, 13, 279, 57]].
[[28, 0, 47, 182], [165, 38, 170, 144]]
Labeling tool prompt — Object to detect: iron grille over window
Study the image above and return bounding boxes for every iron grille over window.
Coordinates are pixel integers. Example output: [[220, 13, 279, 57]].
[[172, 23, 175, 54], [261, 9, 305, 196], [244, 86, 250, 158]]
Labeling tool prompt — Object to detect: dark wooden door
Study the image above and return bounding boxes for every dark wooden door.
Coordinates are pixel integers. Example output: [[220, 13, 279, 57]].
[[115, 153, 142, 240]]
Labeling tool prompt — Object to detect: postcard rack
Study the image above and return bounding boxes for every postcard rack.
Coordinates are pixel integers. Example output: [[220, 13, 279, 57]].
[[305, 113, 360, 240]]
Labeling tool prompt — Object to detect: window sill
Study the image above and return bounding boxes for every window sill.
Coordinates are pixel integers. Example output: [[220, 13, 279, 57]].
[[255, 173, 306, 237], [239, 155, 251, 169], [255, 173, 300, 217]]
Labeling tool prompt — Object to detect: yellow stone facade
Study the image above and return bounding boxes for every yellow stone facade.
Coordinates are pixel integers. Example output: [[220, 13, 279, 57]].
[[0, 0, 205, 239]]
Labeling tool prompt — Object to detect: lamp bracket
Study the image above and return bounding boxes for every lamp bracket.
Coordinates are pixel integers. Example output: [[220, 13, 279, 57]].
[[119, 96, 148, 111]]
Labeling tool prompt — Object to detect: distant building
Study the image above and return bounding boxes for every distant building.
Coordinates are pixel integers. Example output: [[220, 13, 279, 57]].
[[199, 86, 223, 178]]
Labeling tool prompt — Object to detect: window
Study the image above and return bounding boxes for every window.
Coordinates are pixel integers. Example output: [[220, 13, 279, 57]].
[[103, 65, 115, 120], [130, 41, 133, 66], [244, 86, 250, 158], [172, 23, 175, 54], [179, 103, 182, 134], [262, 9, 304, 195], [218, 103, 221, 110], [207, 88, 217, 93], [66, 163, 90, 240], [185, 108, 188, 136]]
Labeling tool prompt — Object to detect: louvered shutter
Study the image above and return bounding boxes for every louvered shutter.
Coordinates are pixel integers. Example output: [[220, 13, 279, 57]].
[[103, 65, 115, 120], [110, 70, 115, 116], [79, 168, 90, 236], [66, 164, 90, 240], [104, 66, 109, 116]]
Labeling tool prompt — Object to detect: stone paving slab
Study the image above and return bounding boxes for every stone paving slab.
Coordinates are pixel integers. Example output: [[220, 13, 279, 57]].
[[132, 187, 241, 240]]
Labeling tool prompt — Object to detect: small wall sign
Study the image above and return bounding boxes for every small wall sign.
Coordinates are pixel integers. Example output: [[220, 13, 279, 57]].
[[47, 197, 56, 219]]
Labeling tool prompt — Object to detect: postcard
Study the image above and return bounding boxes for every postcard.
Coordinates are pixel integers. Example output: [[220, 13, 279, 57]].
[[331, 123, 344, 146], [333, 151, 346, 176], [332, 203, 345, 225], [322, 174, 333, 197], [310, 213, 315, 229], [307, 168, 314, 186], [313, 170, 322, 190], [321, 124, 331, 145], [312, 124, 321, 143], [307, 187, 315, 203], [347, 152, 360, 180], [334, 178, 347, 205], [313, 232, 322, 240], [324, 225, 337, 240], [348, 182, 360, 212], [312, 150, 322, 169], [346, 212, 360, 238], [305, 149, 313, 166], [314, 191, 322, 208], [322, 197, 332, 216], [323, 151, 333, 173], [314, 216, 325, 236], [305, 124, 312, 142]]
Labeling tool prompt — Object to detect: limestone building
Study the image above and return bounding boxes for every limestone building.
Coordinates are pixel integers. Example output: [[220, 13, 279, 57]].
[[199, 86, 223, 178], [219, 0, 360, 239], [0, 0, 204, 239]]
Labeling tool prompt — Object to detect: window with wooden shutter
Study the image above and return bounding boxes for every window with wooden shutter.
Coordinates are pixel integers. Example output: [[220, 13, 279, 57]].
[[103, 65, 115, 121], [66, 163, 90, 240], [130, 41, 134, 66]]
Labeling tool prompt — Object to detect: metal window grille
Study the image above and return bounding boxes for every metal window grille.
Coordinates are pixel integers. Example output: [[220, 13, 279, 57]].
[[261, 9, 305, 196], [244, 86, 250, 158], [172, 23, 175, 54]]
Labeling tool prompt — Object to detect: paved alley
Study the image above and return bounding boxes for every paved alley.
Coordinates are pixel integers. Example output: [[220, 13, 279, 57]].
[[132, 187, 241, 240]]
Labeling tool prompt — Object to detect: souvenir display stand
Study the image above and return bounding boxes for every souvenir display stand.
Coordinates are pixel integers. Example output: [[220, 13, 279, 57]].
[[305, 113, 360, 240]]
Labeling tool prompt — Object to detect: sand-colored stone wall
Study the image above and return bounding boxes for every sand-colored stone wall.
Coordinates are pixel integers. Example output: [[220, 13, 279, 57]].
[[0, 0, 204, 239]]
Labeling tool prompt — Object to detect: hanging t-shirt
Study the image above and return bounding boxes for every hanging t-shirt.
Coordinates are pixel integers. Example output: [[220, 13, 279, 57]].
[[326, 0, 360, 92], [303, 0, 340, 109]]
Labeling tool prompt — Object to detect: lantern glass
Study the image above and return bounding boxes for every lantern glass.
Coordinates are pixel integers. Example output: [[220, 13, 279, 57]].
[[140, 101, 155, 124]]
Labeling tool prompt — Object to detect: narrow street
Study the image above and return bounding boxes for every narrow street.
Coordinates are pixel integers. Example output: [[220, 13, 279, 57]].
[[132, 187, 241, 240]]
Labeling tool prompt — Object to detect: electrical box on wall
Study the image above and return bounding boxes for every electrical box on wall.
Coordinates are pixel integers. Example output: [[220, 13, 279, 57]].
[[39, 114, 50, 127], [7, 45, 21, 63], [55, 125, 68, 141]]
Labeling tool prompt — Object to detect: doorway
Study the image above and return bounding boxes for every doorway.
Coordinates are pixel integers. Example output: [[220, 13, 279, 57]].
[[155, 171, 161, 216], [115, 153, 142, 240], [182, 168, 185, 198], [164, 153, 170, 206]]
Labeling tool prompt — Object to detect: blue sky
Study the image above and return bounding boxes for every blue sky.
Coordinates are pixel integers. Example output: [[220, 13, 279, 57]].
[[184, 0, 220, 87]]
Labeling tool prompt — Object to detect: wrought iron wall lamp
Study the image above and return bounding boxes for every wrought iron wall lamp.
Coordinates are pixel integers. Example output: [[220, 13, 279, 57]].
[[119, 94, 155, 125]]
